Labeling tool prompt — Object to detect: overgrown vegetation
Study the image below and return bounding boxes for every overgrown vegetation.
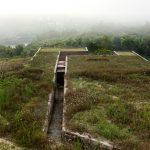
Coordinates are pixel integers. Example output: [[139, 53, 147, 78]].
[[95, 49, 113, 55], [0, 45, 149, 149], [66, 55, 150, 149], [0, 51, 57, 149]]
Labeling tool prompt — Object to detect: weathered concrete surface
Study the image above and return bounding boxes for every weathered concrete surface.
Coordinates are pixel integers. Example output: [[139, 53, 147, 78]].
[[132, 51, 149, 61], [48, 88, 64, 141], [43, 90, 55, 133], [59, 51, 88, 61]]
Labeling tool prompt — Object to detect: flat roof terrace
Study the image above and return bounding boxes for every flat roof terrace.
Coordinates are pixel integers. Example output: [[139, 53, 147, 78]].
[[41, 47, 86, 52], [116, 51, 136, 56]]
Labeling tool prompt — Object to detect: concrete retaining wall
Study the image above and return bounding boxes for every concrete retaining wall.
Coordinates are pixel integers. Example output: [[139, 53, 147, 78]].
[[132, 51, 149, 61], [85, 47, 88, 52], [59, 51, 88, 61], [31, 47, 41, 61], [43, 89, 55, 133], [113, 51, 119, 56], [43, 52, 60, 133]]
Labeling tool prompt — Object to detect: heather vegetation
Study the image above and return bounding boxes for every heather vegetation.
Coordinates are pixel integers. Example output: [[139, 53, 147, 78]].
[[66, 55, 150, 149], [0, 44, 149, 149], [1, 0, 150, 149], [0, 49, 82, 149], [0, 51, 57, 149]]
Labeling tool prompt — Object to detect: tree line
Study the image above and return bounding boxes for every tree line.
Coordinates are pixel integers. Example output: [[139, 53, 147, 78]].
[[0, 44, 37, 58], [39, 34, 150, 58], [0, 34, 150, 58]]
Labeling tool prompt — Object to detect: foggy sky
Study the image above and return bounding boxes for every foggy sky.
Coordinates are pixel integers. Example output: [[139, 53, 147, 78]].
[[0, 0, 150, 24], [0, 0, 150, 45]]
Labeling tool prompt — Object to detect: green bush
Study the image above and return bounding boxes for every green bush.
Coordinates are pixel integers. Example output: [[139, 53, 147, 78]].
[[95, 49, 113, 55]]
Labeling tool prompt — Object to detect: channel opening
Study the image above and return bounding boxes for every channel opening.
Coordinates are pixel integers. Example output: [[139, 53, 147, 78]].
[[56, 72, 64, 87], [47, 53, 65, 140]]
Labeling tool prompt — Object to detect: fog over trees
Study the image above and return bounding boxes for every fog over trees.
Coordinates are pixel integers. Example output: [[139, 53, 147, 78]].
[[0, 0, 150, 45], [0, 14, 150, 46]]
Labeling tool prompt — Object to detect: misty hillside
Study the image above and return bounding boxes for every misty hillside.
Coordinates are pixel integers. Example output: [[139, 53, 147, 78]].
[[1, 15, 150, 46]]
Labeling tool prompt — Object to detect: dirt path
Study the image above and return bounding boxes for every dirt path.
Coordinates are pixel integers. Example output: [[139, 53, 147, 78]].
[[48, 87, 64, 141]]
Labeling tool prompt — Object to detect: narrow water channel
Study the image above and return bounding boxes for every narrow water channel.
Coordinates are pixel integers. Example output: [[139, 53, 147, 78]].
[[47, 87, 64, 140], [47, 51, 87, 141], [48, 52, 65, 141]]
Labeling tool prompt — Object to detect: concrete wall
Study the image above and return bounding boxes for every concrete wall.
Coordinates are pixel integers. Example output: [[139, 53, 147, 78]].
[[43, 53, 60, 133], [43, 88, 55, 133], [59, 51, 88, 61]]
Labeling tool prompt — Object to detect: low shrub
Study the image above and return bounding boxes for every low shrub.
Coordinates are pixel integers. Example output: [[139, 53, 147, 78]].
[[95, 49, 113, 55]]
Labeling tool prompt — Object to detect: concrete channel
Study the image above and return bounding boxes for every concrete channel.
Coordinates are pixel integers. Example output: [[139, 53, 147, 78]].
[[47, 52, 66, 140], [47, 50, 88, 141], [46, 49, 117, 149]]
